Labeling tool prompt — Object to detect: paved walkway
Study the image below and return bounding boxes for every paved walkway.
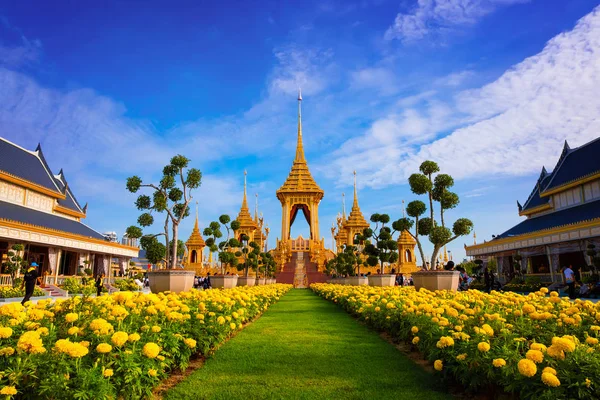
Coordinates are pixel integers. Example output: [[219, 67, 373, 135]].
[[165, 289, 451, 400]]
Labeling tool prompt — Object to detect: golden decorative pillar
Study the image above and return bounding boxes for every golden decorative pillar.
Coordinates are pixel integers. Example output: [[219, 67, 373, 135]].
[[184, 204, 206, 275], [397, 230, 419, 275]]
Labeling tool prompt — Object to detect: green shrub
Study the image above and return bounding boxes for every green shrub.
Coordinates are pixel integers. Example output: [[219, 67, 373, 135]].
[[113, 278, 141, 292]]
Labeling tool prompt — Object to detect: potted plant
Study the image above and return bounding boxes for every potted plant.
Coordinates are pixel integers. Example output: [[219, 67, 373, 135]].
[[125, 155, 201, 293], [204, 215, 240, 289], [396, 161, 473, 291], [360, 214, 399, 287], [237, 236, 260, 286]]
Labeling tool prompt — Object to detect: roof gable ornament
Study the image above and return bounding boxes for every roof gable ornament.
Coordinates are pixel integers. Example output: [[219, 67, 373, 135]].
[[517, 200, 523, 213], [83, 203, 88, 214]]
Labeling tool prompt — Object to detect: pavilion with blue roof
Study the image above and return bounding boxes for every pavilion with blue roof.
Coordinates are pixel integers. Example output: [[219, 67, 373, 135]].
[[0, 136, 138, 287], [466, 137, 600, 283]]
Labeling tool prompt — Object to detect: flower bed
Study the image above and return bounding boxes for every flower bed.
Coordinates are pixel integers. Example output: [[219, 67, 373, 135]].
[[0, 286, 46, 299], [311, 283, 600, 399], [112, 278, 141, 292], [0, 284, 292, 399]]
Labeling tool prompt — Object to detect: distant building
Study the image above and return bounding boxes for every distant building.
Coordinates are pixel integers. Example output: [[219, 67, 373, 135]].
[[103, 231, 118, 243], [121, 233, 138, 248], [0, 137, 138, 283], [466, 138, 600, 282]]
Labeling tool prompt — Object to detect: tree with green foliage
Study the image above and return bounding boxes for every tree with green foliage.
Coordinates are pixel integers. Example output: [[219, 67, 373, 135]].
[[204, 215, 241, 274], [169, 239, 186, 261], [238, 235, 261, 278], [140, 236, 167, 266], [361, 213, 400, 274], [259, 252, 277, 278], [125, 155, 201, 269], [2, 244, 27, 287], [391, 200, 429, 269], [406, 160, 473, 270]]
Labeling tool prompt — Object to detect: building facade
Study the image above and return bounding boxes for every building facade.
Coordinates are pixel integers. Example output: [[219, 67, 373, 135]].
[[0, 137, 138, 285], [465, 139, 600, 282]]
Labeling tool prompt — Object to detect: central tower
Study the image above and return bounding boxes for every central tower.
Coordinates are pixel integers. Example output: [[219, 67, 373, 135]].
[[273, 91, 328, 272]]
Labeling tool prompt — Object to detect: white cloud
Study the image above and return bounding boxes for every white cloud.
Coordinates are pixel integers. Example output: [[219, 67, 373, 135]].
[[350, 67, 399, 95], [332, 6, 600, 187], [0, 17, 42, 67], [385, 0, 530, 42]]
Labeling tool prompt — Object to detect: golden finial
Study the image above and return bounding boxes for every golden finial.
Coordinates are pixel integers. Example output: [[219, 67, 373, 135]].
[[352, 170, 359, 209], [194, 201, 199, 231], [295, 89, 306, 163], [342, 192, 346, 219], [254, 193, 259, 222], [473, 231, 477, 245], [402, 200, 405, 218], [242, 170, 249, 210]]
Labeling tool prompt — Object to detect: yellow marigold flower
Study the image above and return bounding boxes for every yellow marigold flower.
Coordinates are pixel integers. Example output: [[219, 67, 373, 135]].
[[103, 369, 114, 377], [477, 342, 490, 352], [542, 367, 557, 375], [552, 337, 576, 353], [0, 386, 17, 395], [36, 327, 49, 336], [96, 343, 112, 354], [522, 304, 536, 314], [65, 313, 79, 323], [546, 345, 565, 360], [591, 325, 600, 331], [157, 355, 165, 361], [111, 331, 129, 347], [481, 324, 494, 337], [196, 313, 205, 320], [142, 342, 160, 358], [517, 359, 537, 377], [540, 287, 549, 294], [0, 327, 13, 339], [526, 349, 544, 363], [184, 338, 196, 349], [585, 378, 591, 388], [492, 358, 506, 368], [68, 327, 79, 335], [151, 325, 161, 333], [230, 322, 237, 330], [541, 372, 560, 387], [456, 353, 467, 361], [148, 369, 158, 377], [530, 343, 547, 352], [217, 316, 226, 325], [412, 337, 420, 345], [17, 331, 46, 354], [0, 347, 15, 356], [436, 336, 454, 348], [411, 326, 419, 334], [128, 333, 141, 342], [434, 359, 443, 371], [374, 307, 381, 312], [585, 337, 598, 346]]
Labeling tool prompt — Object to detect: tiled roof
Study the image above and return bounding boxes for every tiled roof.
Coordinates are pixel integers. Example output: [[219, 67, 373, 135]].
[[520, 138, 600, 212], [0, 201, 104, 240], [53, 171, 85, 213], [497, 199, 600, 239], [542, 138, 600, 193], [0, 138, 60, 193]]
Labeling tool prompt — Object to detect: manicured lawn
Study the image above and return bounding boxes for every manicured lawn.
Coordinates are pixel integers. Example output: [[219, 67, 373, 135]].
[[165, 289, 452, 400]]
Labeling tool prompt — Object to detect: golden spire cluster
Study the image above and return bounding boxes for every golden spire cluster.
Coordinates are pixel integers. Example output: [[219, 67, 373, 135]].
[[344, 170, 368, 228], [236, 170, 257, 228]]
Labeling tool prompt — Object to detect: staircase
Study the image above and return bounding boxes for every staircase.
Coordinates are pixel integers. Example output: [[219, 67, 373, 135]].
[[293, 252, 307, 288], [276, 252, 329, 286], [41, 284, 67, 297]]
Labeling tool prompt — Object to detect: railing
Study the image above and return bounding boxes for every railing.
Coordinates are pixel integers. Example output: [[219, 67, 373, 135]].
[[291, 238, 310, 251], [524, 273, 554, 282], [0, 274, 12, 287]]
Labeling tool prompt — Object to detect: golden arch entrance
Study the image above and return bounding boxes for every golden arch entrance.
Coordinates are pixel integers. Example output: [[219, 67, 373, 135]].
[[273, 92, 331, 275]]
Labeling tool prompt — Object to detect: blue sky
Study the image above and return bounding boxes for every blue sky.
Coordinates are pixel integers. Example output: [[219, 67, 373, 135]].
[[1, 0, 599, 263]]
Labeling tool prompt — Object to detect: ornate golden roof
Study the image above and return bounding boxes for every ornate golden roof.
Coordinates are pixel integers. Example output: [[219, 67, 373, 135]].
[[237, 171, 258, 230], [343, 171, 368, 229], [276, 92, 324, 202], [397, 229, 416, 246], [186, 212, 206, 247]]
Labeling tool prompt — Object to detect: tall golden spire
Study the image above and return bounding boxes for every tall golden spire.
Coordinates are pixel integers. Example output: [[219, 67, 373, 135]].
[[236, 170, 257, 229], [194, 201, 199, 231], [185, 201, 205, 248], [342, 192, 346, 220], [352, 170, 359, 210], [295, 88, 306, 163], [242, 170, 249, 210], [254, 193, 259, 222]]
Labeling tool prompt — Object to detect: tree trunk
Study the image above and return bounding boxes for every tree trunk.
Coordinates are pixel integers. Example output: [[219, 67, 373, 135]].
[[414, 216, 427, 270], [171, 224, 179, 269], [164, 219, 170, 269], [431, 246, 440, 270], [428, 174, 434, 229]]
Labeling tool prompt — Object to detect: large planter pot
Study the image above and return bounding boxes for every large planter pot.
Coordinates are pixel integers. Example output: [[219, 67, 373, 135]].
[[346, 276, 369, 286], [328, 277, 343, 285], [266, 278, 275, 284], [368, 274, 396, 287], [237, 277, 256, 287], [256, 278, 266, 285], [211, 275, 238, 289], [412, 270, 460, 291], [148, 270, 195, 293]]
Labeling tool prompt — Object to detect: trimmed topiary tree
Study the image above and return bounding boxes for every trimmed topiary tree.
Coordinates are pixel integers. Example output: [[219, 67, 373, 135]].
[[361, 213, 400, 274], [406, 160, 474, 270]]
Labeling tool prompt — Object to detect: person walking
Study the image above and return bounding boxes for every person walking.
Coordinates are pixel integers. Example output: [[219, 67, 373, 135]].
[[21, 262, 41, 305], [563, 266, 576, 299], [95, 273, 105, 297]]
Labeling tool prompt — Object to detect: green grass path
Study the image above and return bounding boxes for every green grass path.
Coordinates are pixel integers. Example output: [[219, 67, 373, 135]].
[[165, 289, 452, 400]]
